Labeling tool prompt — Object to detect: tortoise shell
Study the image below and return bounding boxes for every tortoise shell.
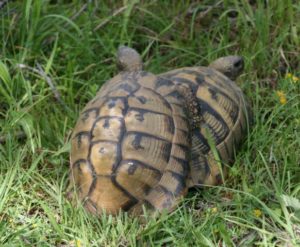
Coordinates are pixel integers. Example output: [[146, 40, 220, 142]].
[[160, 66, 252, 187], [69, 70, 195, 215]]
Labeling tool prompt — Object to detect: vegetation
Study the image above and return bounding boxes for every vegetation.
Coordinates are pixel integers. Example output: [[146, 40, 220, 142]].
[[0, 0, 299, 246]]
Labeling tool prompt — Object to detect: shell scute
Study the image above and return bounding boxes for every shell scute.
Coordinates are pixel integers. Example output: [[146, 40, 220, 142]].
[[125, 109, 174, 141], [90, 141, 119, 176], [91, 117, 124, 142], [121, 132, 172, 171], [128, 87, 172, 116], [99, 97, 128, 118]]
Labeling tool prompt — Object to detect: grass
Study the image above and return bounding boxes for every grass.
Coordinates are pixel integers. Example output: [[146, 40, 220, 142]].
[[0, 0, 299, 246]]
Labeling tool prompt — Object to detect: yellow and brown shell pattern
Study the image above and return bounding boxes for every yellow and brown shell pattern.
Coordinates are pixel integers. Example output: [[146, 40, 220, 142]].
[[161, 67, 252, 187], [69, 70, 201, 215]]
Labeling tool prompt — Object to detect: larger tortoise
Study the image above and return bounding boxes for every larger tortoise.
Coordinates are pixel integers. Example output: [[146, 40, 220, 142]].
[[68, 46, 252, 216], [68, 46, 200, 215]]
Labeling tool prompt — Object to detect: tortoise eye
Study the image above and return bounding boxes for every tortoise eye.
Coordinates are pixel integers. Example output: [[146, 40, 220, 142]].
[[233, 59, 244, 69]]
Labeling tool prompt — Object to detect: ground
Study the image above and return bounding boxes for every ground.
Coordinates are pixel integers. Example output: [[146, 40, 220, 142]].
[[0, 0, 299, 246]]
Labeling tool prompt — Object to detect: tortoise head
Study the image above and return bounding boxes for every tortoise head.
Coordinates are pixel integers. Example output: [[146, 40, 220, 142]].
[[209, 55, 244, 80], [116, 46, 143, 72]]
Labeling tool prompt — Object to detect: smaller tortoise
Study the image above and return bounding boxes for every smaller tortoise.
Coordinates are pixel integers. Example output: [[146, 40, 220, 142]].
[[68, 46, 202, 215], [160, 55, 252, 187]]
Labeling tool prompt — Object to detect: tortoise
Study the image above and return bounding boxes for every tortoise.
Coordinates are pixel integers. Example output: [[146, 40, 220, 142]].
[[160, 55, 253, 187], [68, 46, 202, 215], [68, 46, 252, 216]]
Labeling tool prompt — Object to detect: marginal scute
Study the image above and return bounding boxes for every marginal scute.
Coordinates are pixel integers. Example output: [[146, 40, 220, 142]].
[[116, 160, 161, 199], [145, 186, 174, 210], [72, 109, 98, 134], [170, 144, 188, 160], [170, 104, 186, 118], [70, 160, 93, 197], [158, 170, 186, 196], [168, 156, 189, 176], [173, 129, 189, 146], [71, 134, 90, 163], [88, 176, 131, 215]]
